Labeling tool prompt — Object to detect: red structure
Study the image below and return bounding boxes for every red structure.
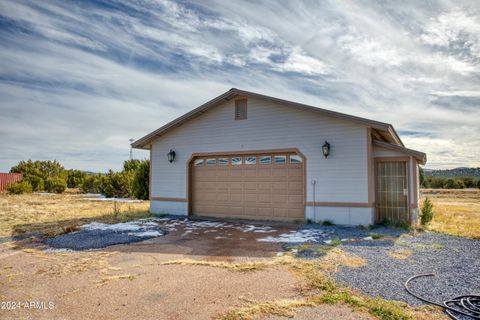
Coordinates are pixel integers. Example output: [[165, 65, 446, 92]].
[[0, 173, 23, 191]]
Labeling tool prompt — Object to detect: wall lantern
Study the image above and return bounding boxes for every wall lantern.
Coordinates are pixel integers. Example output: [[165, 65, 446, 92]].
[[322, 141, 330, 158], [167, 149, 176, 163]]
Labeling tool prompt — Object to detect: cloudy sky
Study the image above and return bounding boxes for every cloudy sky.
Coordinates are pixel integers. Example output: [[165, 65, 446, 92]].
[[1, 0, 479, 172]]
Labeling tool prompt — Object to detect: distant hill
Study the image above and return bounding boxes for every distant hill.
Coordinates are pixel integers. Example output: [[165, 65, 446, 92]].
[[424, 167, 480, 178]]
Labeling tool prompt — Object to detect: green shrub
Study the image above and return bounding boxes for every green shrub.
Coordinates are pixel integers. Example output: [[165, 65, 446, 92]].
[[81, 174, 103, 194], [102, 170, 134, 198], [44, 177, 67, 193], [444, 178, 465, 189], [422, 176, 478, 189], [123, 159, 142, 172], [7, 180, 33, 194], [420, 197, 434, 226], [419, 167, 425, 187], [133, 160, 149, 200], [24, 174, 44, 191], [478, 179, 480, 189], [463, 177, 475, 188], [10, 160, 67, 192], [428, 177, 447, 188], [10, 160, 66, 181], [66, 169, 87, 188]]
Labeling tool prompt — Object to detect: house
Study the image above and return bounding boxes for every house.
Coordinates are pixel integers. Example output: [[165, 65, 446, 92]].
[[132, 88, 426, 226]]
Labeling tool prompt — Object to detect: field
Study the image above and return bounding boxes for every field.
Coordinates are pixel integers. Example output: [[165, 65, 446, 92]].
[[0, 191, 150, 238], [0, 190, 477, 319], [421, 189, 480, 239]]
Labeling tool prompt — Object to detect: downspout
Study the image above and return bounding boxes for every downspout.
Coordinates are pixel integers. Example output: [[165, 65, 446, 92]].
[[311, 179, 316, 221]]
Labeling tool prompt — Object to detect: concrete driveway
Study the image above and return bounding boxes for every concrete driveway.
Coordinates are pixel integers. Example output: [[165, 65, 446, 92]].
[[0, 217, 377, 320]]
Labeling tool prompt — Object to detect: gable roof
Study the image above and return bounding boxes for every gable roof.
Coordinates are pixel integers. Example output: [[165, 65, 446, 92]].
[[373, 140, 427, 164], [132, 88, 404, 149]]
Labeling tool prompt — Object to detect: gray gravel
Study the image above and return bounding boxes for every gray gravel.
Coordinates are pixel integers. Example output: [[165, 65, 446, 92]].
[[46, 222, 166, 250], [336, 232, 480, 306], [283, 224, 407, 257], [288, 225, 480, 307]]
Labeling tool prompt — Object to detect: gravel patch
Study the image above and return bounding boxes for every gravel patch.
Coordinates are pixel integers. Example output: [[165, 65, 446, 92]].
[[272, 224, 479, 309], [44, 216, 281, 250], [335, 232, 480, 306], [46, 219, 165, 250], [276, 224, 406, 257]]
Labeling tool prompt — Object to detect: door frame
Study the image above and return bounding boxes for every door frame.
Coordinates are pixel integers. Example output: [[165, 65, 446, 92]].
[[185, 148, 307, 218], [373, 156, 412, 224]]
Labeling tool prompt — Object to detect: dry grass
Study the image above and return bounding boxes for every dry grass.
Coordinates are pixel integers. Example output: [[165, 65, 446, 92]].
[[161, 259, 274, 272], [319, 248, 367, 272], [421, 189, 480, 239], [218, 253, 445, 320], [388, 249, 413, 260], [221, 299, 315, 320], [20, 248, 117, 275], [97, 274, 135, 286], [0, 192, 150, 237]]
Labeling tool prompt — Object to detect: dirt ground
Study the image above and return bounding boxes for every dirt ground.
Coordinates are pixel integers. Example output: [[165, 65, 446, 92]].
[[0, 221, 373, 320], [1, 191, 461, 319]]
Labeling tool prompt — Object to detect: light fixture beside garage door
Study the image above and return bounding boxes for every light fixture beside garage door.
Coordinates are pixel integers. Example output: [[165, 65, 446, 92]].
[[322, 141, 330, 158], [167, 149, 176, 163]]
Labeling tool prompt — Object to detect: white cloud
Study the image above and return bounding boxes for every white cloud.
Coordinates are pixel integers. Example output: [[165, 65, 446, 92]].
[[276, 47, 330, 75], [1, 0, 479, 171], [421, 9, 480, 58]]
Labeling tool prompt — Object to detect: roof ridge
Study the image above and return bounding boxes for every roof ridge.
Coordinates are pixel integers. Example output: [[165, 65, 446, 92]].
[[132, 88, 404, 149]]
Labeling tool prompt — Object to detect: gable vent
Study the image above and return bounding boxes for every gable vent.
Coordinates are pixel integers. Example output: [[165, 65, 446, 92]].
[[235, 99, 247, 120]]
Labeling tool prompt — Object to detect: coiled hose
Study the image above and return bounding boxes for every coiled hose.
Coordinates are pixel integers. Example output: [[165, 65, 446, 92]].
[[405, 274, 480, 320]]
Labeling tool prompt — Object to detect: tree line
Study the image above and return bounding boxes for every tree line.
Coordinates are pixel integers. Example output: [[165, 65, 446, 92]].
[[420, 168, 480, 189], [7, 159, 149, 200]]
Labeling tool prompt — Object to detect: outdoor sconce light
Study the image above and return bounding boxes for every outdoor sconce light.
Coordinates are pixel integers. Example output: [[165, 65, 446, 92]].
[[167, 149, 176, 163], [322, 141, 330, 158]]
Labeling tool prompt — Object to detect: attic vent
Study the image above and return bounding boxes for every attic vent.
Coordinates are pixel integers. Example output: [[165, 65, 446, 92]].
[[235, 99, 247, 120]]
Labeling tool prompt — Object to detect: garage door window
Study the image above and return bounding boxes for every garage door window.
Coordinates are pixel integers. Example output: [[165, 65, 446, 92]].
[[194, 159, 204, 166], [274, 155, 286, 164], [245, 156, 256, 165], [260, 156, 271, 164], [290, 155, 303, 164], [191, 151, 305, 221], [206, 159, 217, 166], [231, 157, 242, 165]]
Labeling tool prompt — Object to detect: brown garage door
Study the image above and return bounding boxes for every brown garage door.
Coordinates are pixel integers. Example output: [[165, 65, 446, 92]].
[[191, 152, 305, 221]]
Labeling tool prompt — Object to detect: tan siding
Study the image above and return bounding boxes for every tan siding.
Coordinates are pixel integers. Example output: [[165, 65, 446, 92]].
[[151, 97, 368, 205], [373, 145, 405, 158]]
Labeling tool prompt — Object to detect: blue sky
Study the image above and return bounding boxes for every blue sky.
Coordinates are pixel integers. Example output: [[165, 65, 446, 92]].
[[1, 0, 479, 172]]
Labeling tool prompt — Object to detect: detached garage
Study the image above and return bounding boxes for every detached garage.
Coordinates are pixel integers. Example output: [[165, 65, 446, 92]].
[[132, 88, 426, 226]]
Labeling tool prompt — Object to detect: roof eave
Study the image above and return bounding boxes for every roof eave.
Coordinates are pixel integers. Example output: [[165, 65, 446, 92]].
[[373, 140, 427, 164], [131, 89, 237, 149], [132, 88, 405, 149]]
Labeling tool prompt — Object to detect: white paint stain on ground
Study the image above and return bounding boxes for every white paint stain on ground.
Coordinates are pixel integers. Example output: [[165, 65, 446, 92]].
[[77, 217, 279, 241], [81, 221, 163, 237], [80, 196, 144, 203], [257, 229, 331, 243], [152, 217, 278, 234]]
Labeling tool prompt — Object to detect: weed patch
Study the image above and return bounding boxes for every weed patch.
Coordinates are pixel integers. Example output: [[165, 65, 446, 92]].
[[221, 299, 314, 320], [388, 249, 413, 260]]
